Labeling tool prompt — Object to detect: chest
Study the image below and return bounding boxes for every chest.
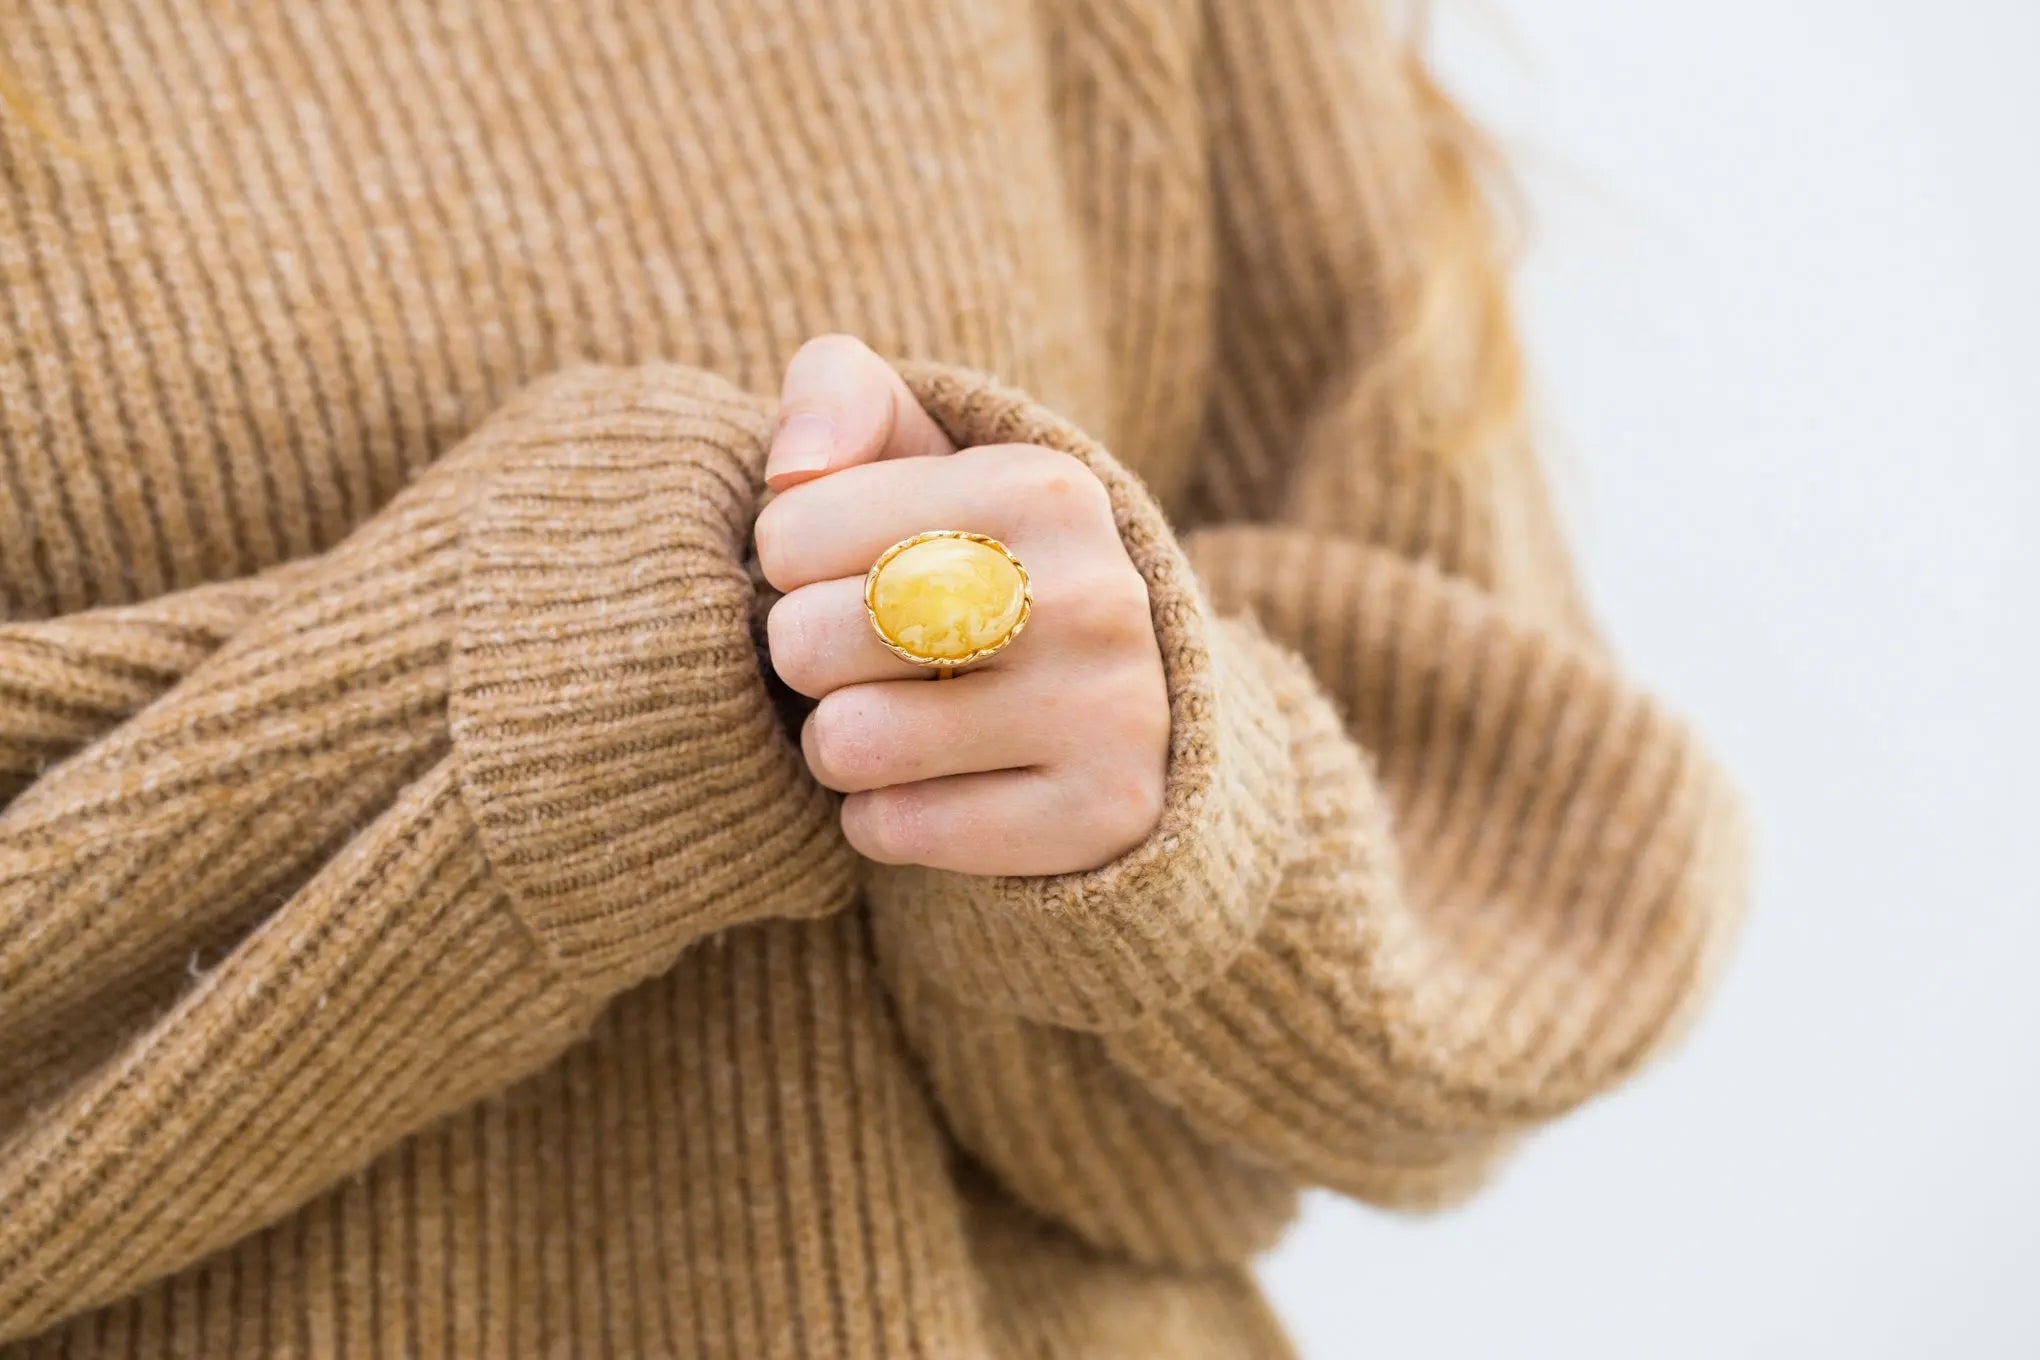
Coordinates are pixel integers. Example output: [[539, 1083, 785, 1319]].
[[0, 0, 1213, 619]]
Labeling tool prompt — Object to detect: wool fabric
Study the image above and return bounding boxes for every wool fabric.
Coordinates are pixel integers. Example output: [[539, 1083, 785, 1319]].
[[0, 1, 1748, 1354]]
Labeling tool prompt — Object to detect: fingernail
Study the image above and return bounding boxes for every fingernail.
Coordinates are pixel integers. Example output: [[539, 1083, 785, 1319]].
[[768, 411, 834, 484]]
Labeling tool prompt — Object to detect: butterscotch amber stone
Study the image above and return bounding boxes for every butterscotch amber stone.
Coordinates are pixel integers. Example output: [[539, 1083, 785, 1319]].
[[868, 535, 1027, 662]]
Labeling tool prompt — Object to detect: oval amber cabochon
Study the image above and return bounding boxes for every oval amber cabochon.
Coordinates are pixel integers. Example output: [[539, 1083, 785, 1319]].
[[869, 536, 1027, 662]]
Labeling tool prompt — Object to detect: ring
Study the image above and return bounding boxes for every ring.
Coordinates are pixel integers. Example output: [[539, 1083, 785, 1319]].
[[865, 530, 1031, 679]]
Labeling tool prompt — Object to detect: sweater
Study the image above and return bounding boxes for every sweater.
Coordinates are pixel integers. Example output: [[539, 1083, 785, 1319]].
[[0, 0, 1750, 1355]]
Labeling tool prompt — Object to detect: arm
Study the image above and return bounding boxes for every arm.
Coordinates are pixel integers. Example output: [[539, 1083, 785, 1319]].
[[0, 364, 855, 1342], [853, 0, 1749, 1254], [0, 571, 295, 807], [861, 365, 1744, 1211]]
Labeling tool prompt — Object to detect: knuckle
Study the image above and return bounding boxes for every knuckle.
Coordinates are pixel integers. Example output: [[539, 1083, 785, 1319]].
[[1095, 763, 1167, 848], [1016, 448, 1111, 526], [1099, 565, 1155, 636], [1113, 661, 1172, 750], [1013, 443, 1084, 479], [1052, 563, 1153, 646], [1093, 663, 1171, 766]]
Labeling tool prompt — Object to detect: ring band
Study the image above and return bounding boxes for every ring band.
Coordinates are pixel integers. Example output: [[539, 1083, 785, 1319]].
[[865, 531, 1031, 678]]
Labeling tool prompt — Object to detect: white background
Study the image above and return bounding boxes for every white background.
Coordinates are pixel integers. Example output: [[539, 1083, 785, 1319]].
[[1258, 3, 2040, 1357]]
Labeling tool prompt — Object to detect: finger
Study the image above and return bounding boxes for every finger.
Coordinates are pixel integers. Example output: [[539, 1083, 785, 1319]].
[[755, 442, 1116, 592], [766, 334, 956, 489], [767, 576, 946, 697], [801, 672, 1048, 794], [840, 766, 1155, 876]]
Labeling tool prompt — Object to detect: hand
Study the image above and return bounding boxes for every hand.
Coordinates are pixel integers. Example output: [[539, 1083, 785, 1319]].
[[754, 336, 1172, 876]]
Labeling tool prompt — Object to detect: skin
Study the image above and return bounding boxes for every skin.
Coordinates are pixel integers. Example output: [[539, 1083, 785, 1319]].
[[755, 335, 1173, 877]]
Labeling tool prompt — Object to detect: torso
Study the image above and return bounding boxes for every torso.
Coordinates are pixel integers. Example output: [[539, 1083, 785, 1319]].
[[0, 5, 1277, 1356], [1, 0, 1215, 620]]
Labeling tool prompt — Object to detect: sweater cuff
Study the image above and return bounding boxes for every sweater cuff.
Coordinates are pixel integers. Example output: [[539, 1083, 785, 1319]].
[[449, 365, 858, 998], [863, 365, 1301, 1032]]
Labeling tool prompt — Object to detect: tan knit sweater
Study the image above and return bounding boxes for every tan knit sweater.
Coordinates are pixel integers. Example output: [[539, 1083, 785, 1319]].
[[0, 1, 1748, 1355]]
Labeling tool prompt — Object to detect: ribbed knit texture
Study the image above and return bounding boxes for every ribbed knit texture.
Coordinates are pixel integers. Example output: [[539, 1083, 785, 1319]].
[[0, 1, 1749, 1354]]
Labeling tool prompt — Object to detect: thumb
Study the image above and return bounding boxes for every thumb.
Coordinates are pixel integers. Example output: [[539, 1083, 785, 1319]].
[[765, 334, 957, 490]]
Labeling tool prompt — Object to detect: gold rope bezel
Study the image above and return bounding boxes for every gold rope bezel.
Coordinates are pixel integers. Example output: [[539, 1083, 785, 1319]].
[[864, 530, 1032, 671]]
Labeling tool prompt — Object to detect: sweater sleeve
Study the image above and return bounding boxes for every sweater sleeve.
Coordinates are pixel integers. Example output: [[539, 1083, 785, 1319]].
[[858, 1, 1747, 1242], [1106, 0, 1744, 1202], [865, 236, 1745, 1253], [0, 364, 857, 1342], [0, 570, 298, 808]]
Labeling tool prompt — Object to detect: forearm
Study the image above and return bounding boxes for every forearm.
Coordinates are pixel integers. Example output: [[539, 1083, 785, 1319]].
[[860, 367, 1748, 1235], [1104, 588, 1746, 1203], [0, 362, 858, 1342], [0, 571, 299, 805]]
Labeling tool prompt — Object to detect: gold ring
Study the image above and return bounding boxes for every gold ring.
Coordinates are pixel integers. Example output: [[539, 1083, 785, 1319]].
[[865, 530, 1031, 679]]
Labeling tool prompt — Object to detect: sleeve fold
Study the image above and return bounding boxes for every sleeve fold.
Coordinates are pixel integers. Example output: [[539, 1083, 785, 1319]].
[[0, 363, 857, 1343], [864, 366, 1749, 1237]]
